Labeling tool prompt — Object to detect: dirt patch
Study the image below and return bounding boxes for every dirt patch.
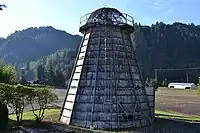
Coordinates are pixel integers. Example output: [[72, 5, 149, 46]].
[[156, 88, 200, 115]]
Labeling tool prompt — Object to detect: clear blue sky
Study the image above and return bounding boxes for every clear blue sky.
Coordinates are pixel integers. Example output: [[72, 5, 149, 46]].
[[0, 0, 199, 37]]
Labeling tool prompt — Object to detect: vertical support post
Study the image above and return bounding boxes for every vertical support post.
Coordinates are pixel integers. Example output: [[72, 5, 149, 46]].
[[198, 77, 200, 84], [126, 14, 128, 24], [186, 72, 189, 83], [90, 29, 101, 129], [155, 69, 158, 85]]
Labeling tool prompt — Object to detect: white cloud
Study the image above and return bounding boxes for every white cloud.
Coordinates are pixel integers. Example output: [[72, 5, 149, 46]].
[[151, 0, 174, 14]]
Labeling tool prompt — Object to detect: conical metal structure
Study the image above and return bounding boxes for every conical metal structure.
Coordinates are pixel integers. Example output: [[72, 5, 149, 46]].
[[60, 7, 154, 130]]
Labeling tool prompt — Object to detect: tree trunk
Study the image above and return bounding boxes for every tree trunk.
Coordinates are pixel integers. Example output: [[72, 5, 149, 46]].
[[0, 103, 8, 130]]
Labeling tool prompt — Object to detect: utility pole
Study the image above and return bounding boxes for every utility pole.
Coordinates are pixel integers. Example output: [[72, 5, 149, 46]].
[[186, 72, 189, 83], [155, 69, 158, 84]]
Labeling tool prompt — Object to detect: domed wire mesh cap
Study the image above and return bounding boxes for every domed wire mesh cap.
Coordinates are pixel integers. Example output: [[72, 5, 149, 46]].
[[87, 7, 126, 25], [79, 7, 134, 33]]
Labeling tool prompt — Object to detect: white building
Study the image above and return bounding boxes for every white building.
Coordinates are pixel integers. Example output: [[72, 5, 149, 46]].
[[168, 82, 197, 89]]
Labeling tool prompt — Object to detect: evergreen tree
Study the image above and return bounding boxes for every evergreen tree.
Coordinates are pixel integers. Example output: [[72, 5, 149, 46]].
[[44, 61, 55, 85], [25, 62, 30, 71], [19, 69, 26, 84], [55, 69, 65, 87], [35, 64, 45, 82]]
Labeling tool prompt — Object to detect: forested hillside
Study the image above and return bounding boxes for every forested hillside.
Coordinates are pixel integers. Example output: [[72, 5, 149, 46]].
[[0, 26, 81, 67], [1, 22, 200, 86], [21, 48, 77, 86], [134, 22, 200, 82]]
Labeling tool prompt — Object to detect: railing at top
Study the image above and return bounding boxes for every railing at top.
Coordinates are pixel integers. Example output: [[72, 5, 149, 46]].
[[79, 12, 134, 28]]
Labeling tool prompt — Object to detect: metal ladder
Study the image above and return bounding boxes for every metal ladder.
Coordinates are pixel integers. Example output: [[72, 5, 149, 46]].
[[104, 24, 112, 105], [59, 30, 91, 124], [90, 28, 101, 129]]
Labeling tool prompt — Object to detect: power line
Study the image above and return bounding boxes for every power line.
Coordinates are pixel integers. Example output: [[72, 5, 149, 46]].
[[154, 67, 200, 71], [154, 67, 200, 83]]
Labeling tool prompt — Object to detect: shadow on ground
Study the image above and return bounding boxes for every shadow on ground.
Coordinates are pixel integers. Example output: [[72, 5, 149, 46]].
[[114, 117, 200, 133], [2, 116, 200, 133], [67, 117, 200, 133], [2, 119, 73, 133]]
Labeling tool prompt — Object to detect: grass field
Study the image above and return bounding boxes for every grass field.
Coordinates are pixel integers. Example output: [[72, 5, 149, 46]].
[[156, 110, 200, 122], [9, 109, 200, 123], [9, 109, 60, 121]]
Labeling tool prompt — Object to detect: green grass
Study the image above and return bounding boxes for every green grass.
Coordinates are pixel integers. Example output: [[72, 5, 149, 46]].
[[9, 109, 60, 121], [155, 109, 200, 121], [9, 108, 200, 123]]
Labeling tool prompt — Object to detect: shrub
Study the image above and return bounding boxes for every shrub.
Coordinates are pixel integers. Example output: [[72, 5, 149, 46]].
[[28, 87, 58, 123], [0, 83, 14, 105], [0, 83, 33, 125], [9, 85, 33, 125], [0, 83, 58, 124], [0, 64, 16, 84]]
